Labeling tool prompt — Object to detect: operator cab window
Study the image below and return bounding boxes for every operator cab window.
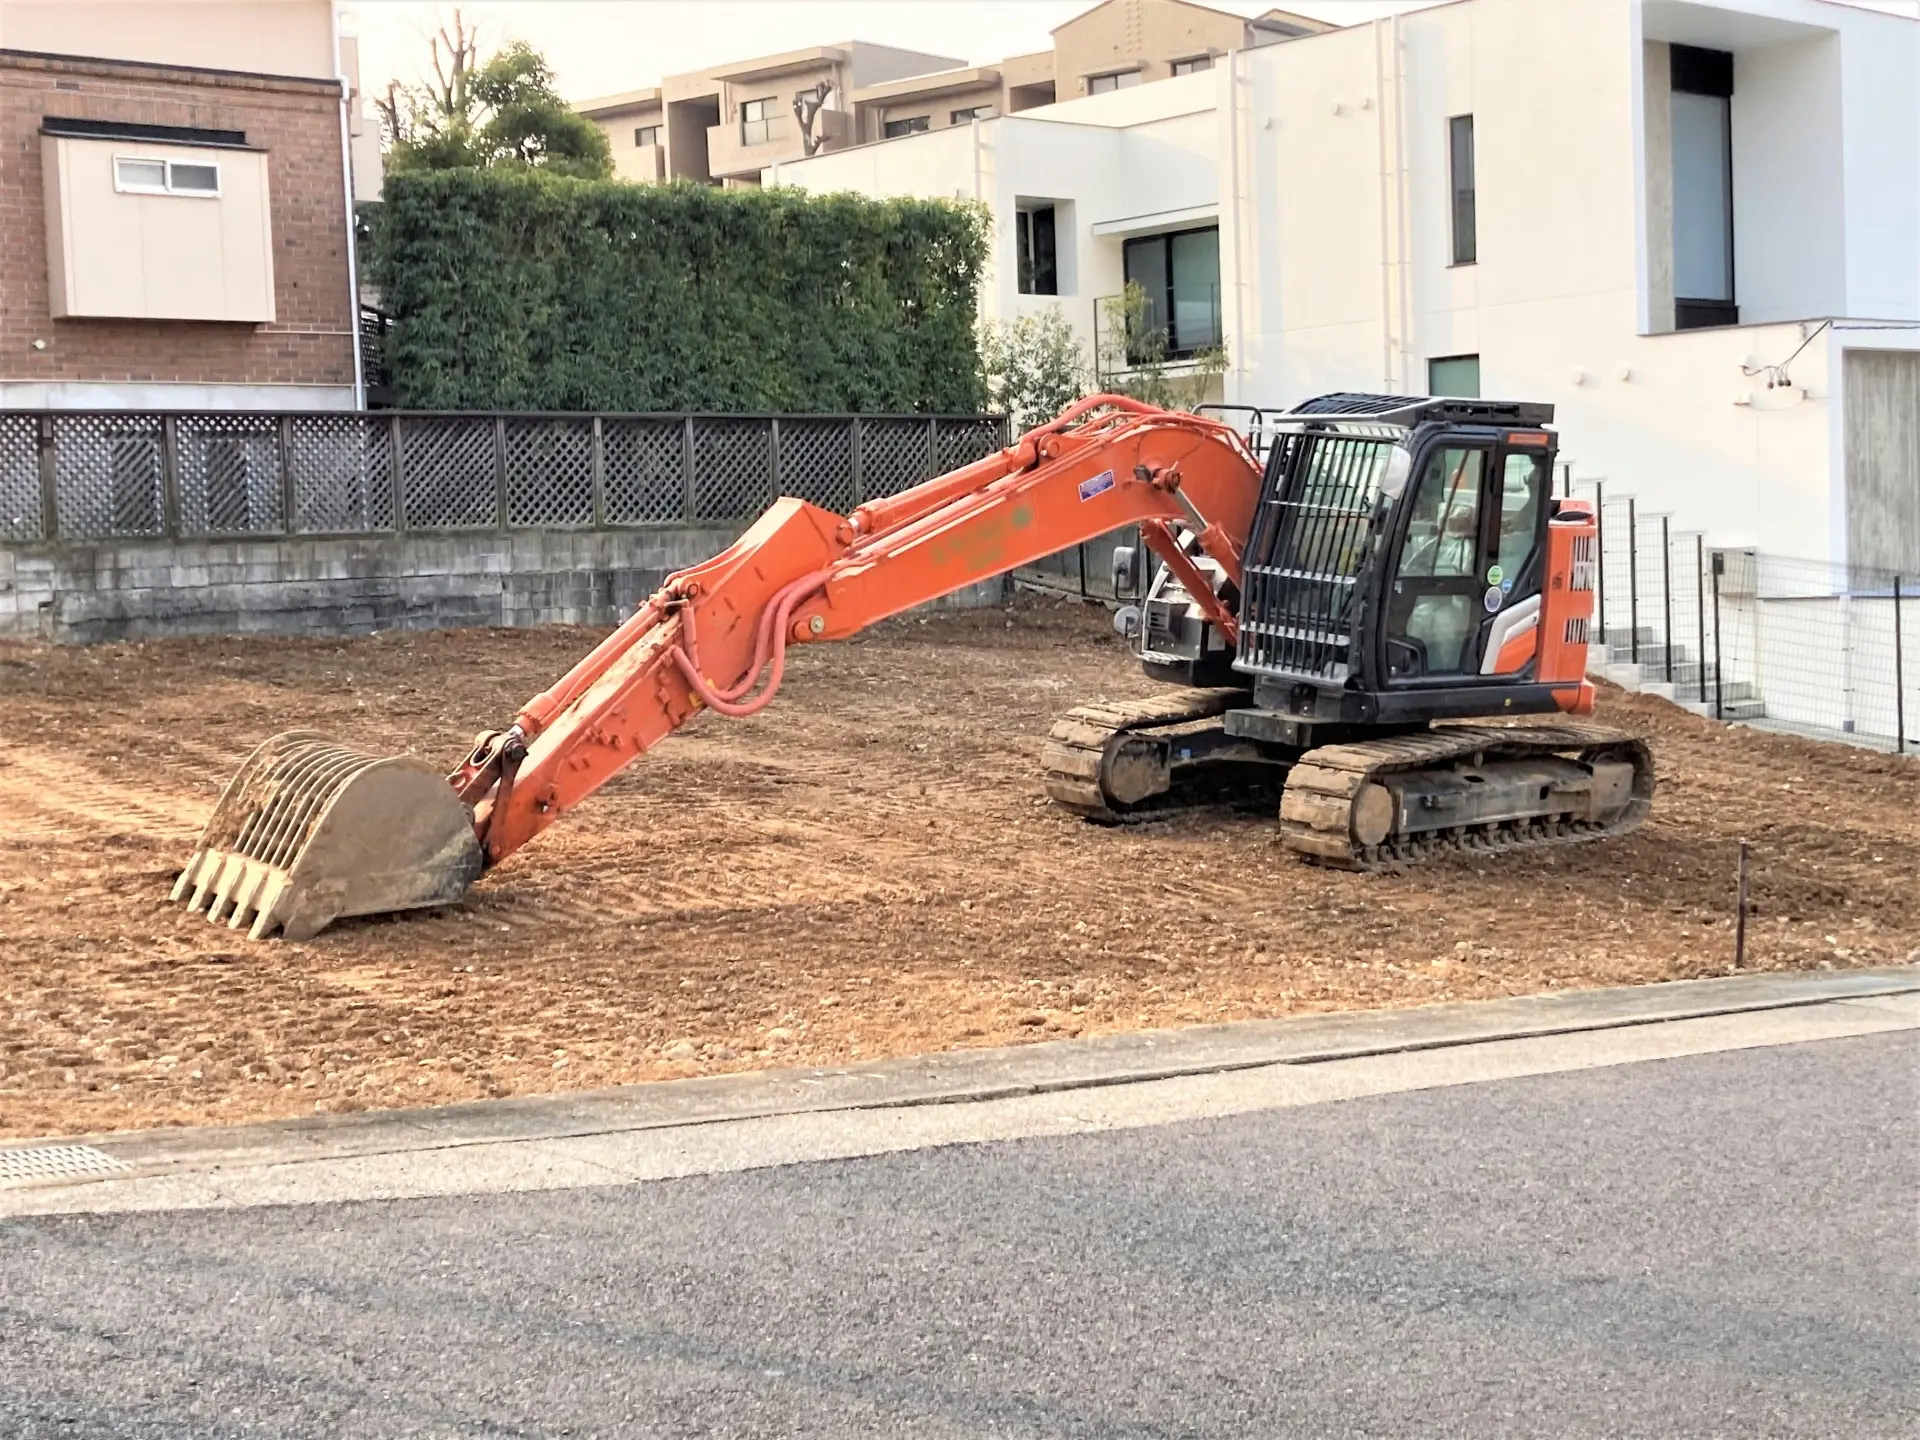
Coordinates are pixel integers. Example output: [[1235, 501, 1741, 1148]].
[[1389, 447, 1486, 677], [1399, 448, 1484, 579], [1496, 451, 1548, 588]]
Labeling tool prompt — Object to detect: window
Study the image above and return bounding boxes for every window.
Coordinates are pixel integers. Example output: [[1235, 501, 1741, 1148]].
[[1017, 205, 1057, 295], [1389, 447, 1488, 676], [1496, 451, 1547, 585], [633, 124, 660, 148], [1121, 226, 1220, 355], [1448, 115, 1475, 265], [1428, 354, 1481, 398], [883, 115, 930, 139], [950, 106, 989, 124], [1087, 70, 1142, 95], [740, 97, 776, 146], [1400, 449, 1486, 581], [1671, 44, 1736, 330], [113, 156, 219, 197], [1171, 56, 1213, 76]]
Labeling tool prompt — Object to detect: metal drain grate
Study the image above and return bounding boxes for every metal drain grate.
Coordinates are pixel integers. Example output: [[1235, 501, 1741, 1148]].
[[0, 1144, 129, 1183]]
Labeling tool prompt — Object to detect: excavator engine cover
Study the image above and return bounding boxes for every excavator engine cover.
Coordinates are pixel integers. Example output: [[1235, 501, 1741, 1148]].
[[172, 731, 484, 940]]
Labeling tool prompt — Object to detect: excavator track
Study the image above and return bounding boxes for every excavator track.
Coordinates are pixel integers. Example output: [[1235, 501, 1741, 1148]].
[[1278, 721, 1654, 871], [1042, 687, 1269, 823]]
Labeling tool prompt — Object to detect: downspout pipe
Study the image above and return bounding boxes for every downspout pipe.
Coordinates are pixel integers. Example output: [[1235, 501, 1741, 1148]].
[[331, 1, 366, 411], [1373, 19, 1395, 392]]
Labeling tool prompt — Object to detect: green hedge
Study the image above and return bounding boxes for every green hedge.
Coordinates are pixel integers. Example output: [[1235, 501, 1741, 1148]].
[[365, 170, 989, 413]]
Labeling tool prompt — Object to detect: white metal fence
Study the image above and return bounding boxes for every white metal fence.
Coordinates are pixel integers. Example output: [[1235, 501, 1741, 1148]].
[[1573, 477, 1918, 754]]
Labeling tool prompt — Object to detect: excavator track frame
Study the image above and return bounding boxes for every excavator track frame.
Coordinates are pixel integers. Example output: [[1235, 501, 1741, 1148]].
[[1042, 687, 1275, 822], [1278, 721, 1654, 870]]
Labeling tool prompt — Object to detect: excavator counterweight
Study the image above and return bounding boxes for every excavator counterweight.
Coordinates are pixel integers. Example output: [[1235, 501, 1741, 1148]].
[[174, 392, 1652, 940]]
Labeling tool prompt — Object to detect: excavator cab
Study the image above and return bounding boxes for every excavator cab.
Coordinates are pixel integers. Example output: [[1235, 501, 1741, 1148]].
[[1231, 393, 1585, 743], [1116, 394, 1579, 716]]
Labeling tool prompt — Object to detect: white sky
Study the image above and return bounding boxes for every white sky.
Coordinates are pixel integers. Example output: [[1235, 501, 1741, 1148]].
[[339, 0, 1446, 105]]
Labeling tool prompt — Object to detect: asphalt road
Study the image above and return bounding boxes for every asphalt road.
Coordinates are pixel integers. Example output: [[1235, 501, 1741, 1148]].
[[3, 1031, 1914, 1439]]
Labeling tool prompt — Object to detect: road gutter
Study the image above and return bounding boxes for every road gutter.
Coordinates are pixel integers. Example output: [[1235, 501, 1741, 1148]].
[[3, 965, 1915, 1216]]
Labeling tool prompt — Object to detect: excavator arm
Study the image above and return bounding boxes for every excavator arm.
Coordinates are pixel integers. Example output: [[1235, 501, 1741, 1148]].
[[174, 397, 1263, 938]]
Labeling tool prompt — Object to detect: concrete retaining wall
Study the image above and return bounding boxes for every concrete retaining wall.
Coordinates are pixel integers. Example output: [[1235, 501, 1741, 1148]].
[[0, 529, 1009, 644]]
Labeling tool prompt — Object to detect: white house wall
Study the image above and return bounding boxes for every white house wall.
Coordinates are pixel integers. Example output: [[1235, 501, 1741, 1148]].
[[1836, 19, 1920, 321], [1730, 33, 1845, 324]]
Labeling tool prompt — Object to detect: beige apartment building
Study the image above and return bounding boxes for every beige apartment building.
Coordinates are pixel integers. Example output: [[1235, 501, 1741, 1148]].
[[578, 0, 1331, 187]]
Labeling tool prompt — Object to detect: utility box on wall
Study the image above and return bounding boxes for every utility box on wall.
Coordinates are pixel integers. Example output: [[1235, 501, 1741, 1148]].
[[41, 127, 276, 323]]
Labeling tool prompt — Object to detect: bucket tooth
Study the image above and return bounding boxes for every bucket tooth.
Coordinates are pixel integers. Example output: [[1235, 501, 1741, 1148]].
[[173, 730, 486, 941]]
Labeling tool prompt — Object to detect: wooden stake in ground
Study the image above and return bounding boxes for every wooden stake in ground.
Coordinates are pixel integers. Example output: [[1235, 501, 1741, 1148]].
[[1735, 840, 1750, 968]]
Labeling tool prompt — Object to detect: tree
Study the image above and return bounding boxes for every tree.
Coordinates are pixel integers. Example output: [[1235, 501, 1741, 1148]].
[[980, 307, 1090, 431], [376, 10, 612, 180], [1095, 280, 1228, 411], [793, 81, 832, 158]]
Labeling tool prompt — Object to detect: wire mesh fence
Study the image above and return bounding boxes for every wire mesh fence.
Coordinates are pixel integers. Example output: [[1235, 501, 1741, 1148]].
[[0, 411, 1010, 547], [1587, 481, 1919, 754]]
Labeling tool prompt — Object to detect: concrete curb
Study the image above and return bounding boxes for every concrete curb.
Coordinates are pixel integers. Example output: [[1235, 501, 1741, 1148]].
[[3, 965, 1913, 1195]]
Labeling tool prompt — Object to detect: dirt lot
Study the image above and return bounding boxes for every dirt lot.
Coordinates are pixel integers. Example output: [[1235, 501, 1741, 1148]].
[[2, 596, 1915, 1139]]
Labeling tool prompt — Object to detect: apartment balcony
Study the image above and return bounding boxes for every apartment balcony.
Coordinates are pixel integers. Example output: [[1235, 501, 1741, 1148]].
[[706, 108, 853, 181]]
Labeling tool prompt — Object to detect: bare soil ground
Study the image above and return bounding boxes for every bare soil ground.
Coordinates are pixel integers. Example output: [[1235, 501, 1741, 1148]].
[[2, 596, 1915, 1139]]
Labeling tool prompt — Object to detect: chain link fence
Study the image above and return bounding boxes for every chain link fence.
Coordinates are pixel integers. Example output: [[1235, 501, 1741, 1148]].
[[1571, 471, 1918, 754], [0, 411, 1011, 547]]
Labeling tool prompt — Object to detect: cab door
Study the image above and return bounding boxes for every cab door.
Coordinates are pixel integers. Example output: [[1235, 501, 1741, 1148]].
[[1381, 441, 1496, 681], [1472, 445, 1552, 678]]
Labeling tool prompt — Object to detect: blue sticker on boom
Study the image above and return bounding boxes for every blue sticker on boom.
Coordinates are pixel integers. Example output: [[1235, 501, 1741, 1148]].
[[1078, 469, 1116, 502]]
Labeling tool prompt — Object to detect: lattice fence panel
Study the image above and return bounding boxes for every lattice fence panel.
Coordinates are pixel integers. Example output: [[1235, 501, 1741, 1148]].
[[288, 415, 393, 533], [0, 415, 40, 541], [52, 414, 167, 540], [934, 417, 1005, 478], [603, 419, 685, 524], [402, 418, 498, 530], [859, 418, 934, 501], [690, 418, 772, 522], [775, 419, 854, 512], [505, 418, 594, 528], [175, 414, 283, 536]]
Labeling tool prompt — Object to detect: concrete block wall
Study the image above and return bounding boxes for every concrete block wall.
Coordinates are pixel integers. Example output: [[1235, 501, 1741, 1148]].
[[0, 528, 1010, 645]]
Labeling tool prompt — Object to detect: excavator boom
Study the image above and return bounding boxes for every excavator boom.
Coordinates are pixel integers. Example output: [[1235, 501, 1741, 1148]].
[[174, 397, 1264, 939]]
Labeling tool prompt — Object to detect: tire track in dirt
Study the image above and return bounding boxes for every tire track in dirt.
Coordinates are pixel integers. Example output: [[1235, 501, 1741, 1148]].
[[0, 753, 207, 843]]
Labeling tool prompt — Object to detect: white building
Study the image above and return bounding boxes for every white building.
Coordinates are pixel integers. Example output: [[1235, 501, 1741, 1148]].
[[775, 0, 1920, 583]]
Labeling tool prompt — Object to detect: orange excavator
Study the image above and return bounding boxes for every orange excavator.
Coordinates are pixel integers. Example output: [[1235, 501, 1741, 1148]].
[[173, 393, 1652, 940]]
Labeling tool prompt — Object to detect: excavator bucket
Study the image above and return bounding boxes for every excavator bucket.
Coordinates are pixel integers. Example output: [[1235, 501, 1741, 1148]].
[[171, 731, 485, 941]]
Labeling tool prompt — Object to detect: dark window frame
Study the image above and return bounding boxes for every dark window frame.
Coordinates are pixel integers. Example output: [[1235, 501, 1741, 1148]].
[[1087, 70, 1141, 95], [950, 106, 989, 125], [1121, 224, 1221, 359], [1171, 56, 1213, 76], [1017, 205, 1058, 296], [633, 124, 660, 148], [1670, 44, 1737, 330], [740, 96, 776, 146], [883, 114, 931, 139], [1448, 114, 1476, 266]]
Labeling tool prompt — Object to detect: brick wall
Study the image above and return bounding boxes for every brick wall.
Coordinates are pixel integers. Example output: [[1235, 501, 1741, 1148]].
[[0, 49, 354, 389]]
